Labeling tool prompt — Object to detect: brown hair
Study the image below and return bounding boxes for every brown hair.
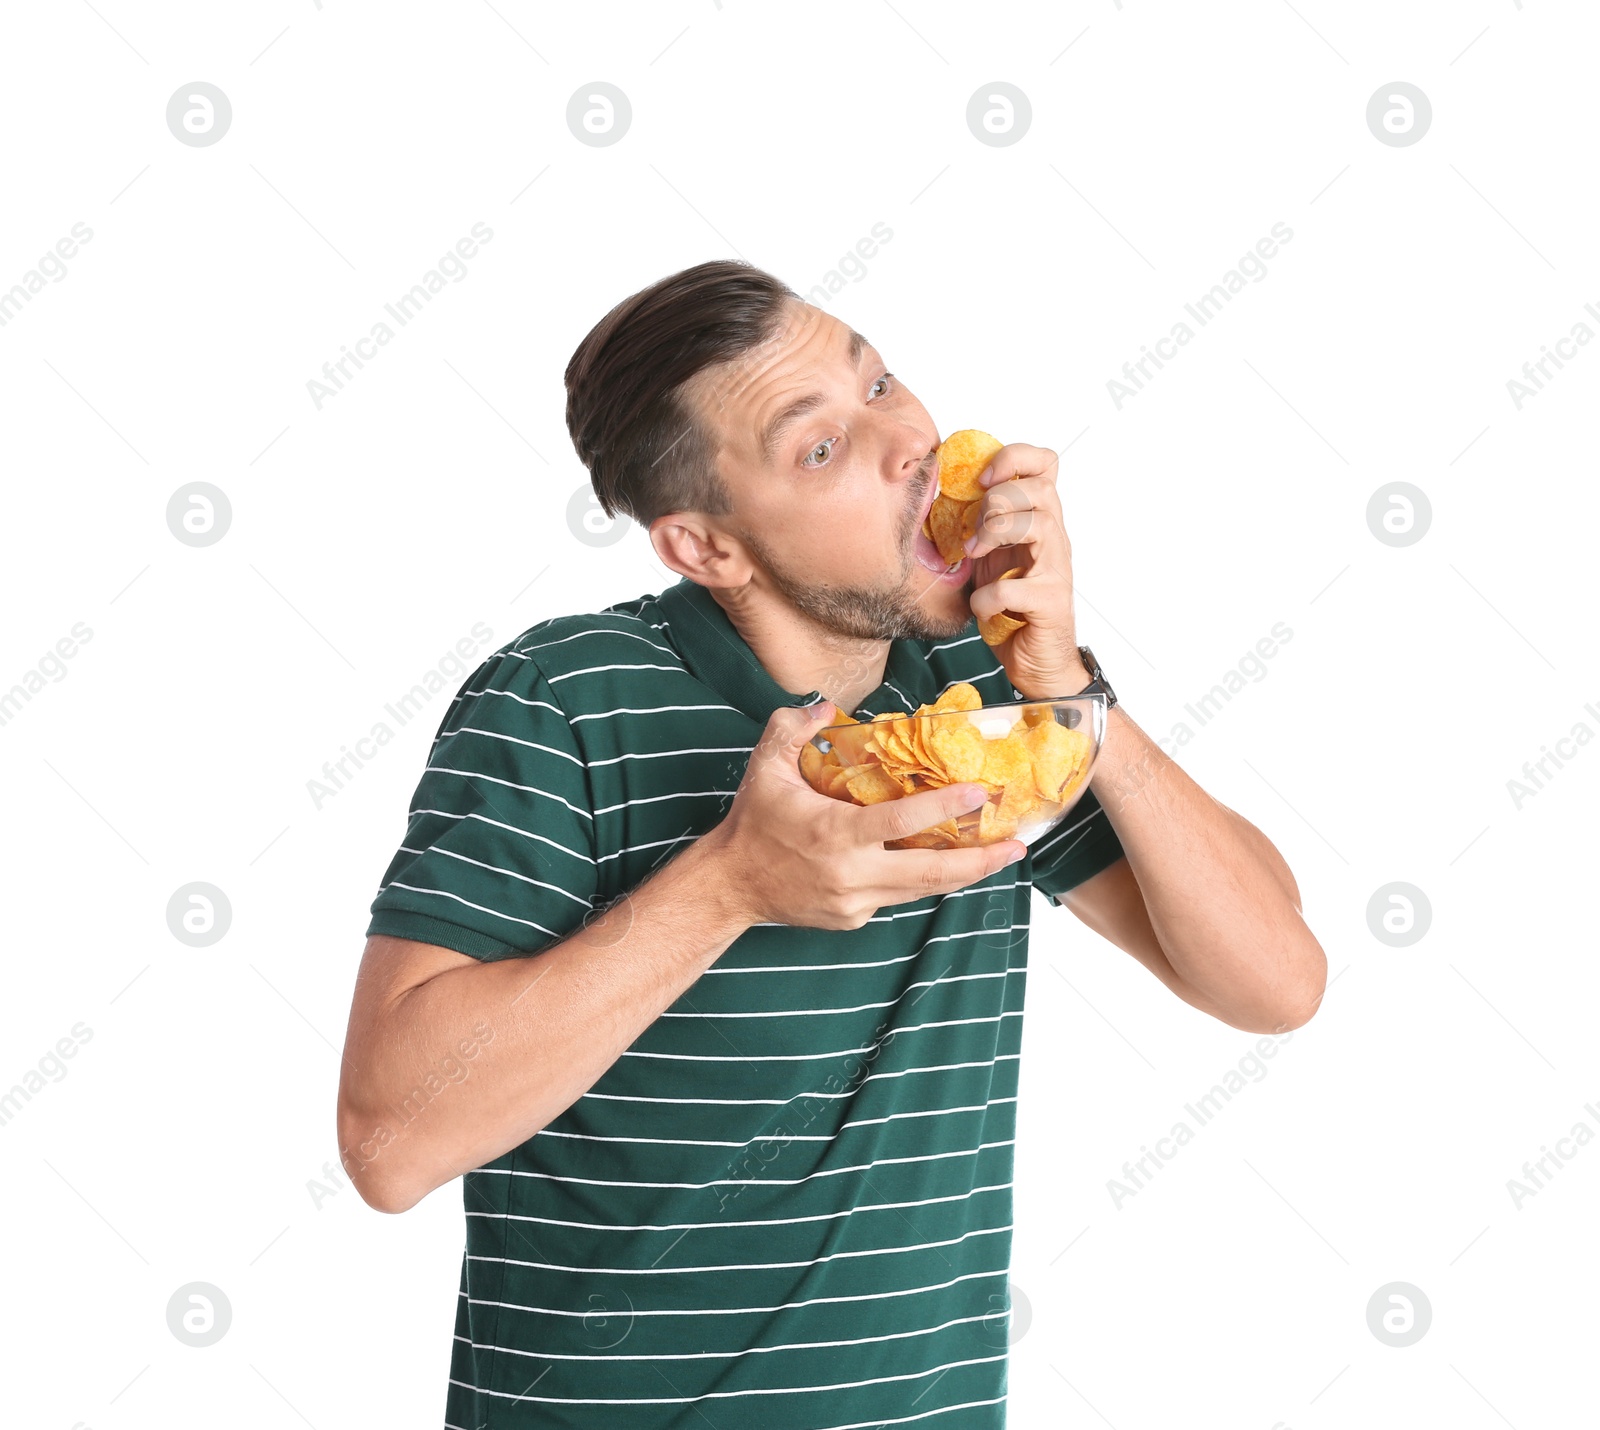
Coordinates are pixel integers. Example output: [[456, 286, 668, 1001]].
[[564, 259, 798, 525]]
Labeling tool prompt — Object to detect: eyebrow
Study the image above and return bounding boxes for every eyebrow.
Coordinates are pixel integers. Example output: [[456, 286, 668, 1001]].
[[758, 329, 870, 463]]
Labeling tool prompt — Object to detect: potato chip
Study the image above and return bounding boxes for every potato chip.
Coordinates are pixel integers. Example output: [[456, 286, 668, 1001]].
[[979, 802, 1019, 844], [962, 500, 981, 546], [800, 680, 1097, 849], [937, 429, 1004, 503], [978, 566, 1027, 648], [1058, 761, 1090, 805], [928, 428, 1034, 648], [931, 682, 983, 714], [818, 763, 855, 801], [827, 720, 877, 766], [845, 764, 903, 805], [1022, 719, 1076, 802], [798, 742, 827, 788], [904, 719, 937, 773], [979, 736, 1032, 793], [875, 720, 917, 768], [927, 494, 969, 567], [886, 818, 961, 851], [925, 720, 987, 784], [997, 772, 1039, 824]]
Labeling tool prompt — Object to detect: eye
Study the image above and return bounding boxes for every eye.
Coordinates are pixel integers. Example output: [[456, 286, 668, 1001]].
[[802, 437, 836, 469], [799, 375, 894, 469]]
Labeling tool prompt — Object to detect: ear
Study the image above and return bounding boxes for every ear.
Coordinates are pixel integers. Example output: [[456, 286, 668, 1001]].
[[649, 515, 753, 587]]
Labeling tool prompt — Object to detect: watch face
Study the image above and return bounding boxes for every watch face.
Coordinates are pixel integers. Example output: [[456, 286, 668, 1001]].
[[1078, 645, 1113, 707]]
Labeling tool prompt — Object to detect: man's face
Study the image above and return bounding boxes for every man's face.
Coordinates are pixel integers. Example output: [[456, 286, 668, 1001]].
[[683, 300, 974, 643]]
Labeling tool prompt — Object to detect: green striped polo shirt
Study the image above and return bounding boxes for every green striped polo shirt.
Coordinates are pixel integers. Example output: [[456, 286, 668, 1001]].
[[365, 574, 1125, 1430]]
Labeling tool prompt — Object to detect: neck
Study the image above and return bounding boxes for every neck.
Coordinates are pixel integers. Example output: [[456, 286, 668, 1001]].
[[710, 584, 890, 715]]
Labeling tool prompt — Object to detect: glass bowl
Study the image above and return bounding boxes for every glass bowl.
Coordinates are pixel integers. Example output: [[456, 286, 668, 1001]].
[[801, 694, 1109, 850]]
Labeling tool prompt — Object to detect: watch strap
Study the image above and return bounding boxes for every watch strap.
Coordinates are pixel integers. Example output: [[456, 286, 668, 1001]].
[[1075, 643, 1117, 710]]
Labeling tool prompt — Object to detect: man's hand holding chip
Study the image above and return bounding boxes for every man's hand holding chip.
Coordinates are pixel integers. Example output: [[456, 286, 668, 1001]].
[[963, 442, 1091, 700], [704, 700, 1027, 931]]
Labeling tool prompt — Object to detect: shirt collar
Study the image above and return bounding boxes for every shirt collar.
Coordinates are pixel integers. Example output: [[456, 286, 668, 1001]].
[[657, 577, 942, 725]]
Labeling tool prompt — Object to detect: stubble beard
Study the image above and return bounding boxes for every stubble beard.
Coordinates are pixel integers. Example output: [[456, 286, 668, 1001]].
[[739, 489, 973, 644]]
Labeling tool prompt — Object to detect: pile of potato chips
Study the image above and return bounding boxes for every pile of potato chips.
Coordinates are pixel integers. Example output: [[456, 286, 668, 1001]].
[[798, 682, 1096, 849], [925, 429, 1028, 648]]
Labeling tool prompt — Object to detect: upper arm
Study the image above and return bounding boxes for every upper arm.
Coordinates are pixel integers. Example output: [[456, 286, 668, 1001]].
[[339, 935, 478, 1103], [362, 651, 600, 962], [349, 933, 477, 1022], [1054, 856, 1208, 1011]]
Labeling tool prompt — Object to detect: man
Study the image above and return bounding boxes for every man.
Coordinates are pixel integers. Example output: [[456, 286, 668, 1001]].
[[337, 259, 1326, 1428]]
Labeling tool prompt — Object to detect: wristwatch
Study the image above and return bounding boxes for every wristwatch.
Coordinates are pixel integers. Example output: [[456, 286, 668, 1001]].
[[1074, 643, 1117, 710]]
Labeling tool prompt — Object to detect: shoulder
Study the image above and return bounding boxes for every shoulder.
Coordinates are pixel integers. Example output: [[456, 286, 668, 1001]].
[[422, 597, 679, 769], [476, 592, 688, 706]]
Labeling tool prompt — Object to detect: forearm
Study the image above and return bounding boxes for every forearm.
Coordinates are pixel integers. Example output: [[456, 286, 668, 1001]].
[[1087, 701, 1325, 1027], [338, 829, 751, 1212]]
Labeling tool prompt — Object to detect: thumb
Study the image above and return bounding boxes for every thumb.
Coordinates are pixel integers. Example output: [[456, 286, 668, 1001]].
[[772, 696, 837, 745], [751, 697, 837, 771]]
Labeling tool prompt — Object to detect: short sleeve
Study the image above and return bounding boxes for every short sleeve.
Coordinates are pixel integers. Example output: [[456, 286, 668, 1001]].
[[1027, 783, 1125, 901], [365, 651, 599, 961]]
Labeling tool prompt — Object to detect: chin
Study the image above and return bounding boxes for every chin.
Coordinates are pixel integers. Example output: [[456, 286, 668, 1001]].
[[911, 571, 975, 631]]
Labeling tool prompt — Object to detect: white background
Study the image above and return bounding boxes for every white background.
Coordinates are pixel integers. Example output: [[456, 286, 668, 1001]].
[[2, 2, 1596, 1426]]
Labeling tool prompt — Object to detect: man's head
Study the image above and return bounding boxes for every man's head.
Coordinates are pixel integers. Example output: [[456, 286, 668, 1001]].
[[565, 259, 974, 644]]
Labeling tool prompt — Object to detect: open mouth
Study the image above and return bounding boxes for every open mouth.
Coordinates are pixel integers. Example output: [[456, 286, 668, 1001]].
[[914, 526, 970, 582], [911, 461, 970, 583]]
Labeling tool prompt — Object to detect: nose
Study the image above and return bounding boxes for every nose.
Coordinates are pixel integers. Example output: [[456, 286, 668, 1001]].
[[895, 431, 936, 490]]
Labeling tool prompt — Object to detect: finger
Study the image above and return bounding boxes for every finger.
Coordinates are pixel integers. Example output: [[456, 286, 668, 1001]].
[[751, 697, 838, 783], [965, 477, 1062, 560], [971, 473, 1060, 521], [868, 838, 1029, 899], [967, 502, 1040, 561], [854, 780, 991, 843], [968, 565, 1070, 624], [976, 444, 1059, 490]]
